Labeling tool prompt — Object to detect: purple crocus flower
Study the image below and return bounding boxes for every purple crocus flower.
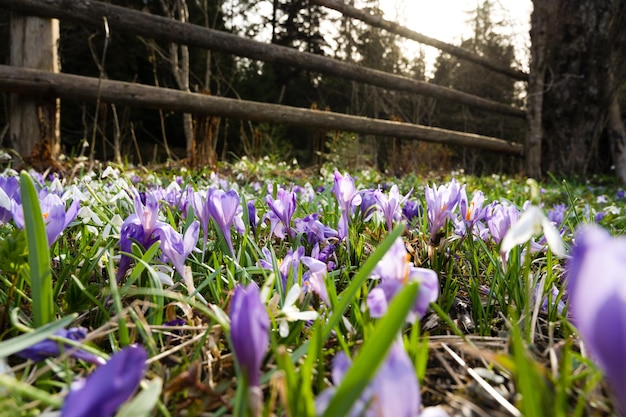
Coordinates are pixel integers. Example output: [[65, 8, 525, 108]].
[[594, 211, 606, 222], [459, 189, 486, 227], [301, 256, 330, 305], [425, 180, 461, 243], [566, 225, 626, 414], [547, 203, 567, 227], [208, 189, 244, 258], [16, 327, 105, 365], [265, 187, 297, 239], [370, 237, 411, 282], [60, 345, 147, 417], [247, 201, 259, 233], [402, 199, 422, 224], [259, 246, 305, 289], [367, 238, 439, 322], [159, 220, 200, 279], [0, 175, 19, 223], [294, 213, 338, 245], [191, 187, 214, 253], [164, 318, 187, 327], [193, 188, 245, 258], [315, 341, 420, 417], [230, 283, 270, 388], [117, 190, 179, 282], [153, 182, 187, 215], [258, 247, 274, 272], [485, 201, 519, 243], [360, 190, 378, 221], [333, 171, 362, 240], [11, 192, 80, 246], [312, 242, 336, 270], [375, 184, 411, 233], [367, 267, 439, 323]]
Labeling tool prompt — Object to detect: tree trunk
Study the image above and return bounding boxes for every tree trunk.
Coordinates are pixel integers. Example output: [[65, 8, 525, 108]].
[[524, 1, 552, 178], [529, 0, 626, 178], [9, 14, 60, 163], [609, 95, 626, 182]]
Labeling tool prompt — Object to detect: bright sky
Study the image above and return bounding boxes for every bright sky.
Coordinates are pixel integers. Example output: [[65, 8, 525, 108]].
[[224, 0, 533, 77], [379, 0, 533, 75]]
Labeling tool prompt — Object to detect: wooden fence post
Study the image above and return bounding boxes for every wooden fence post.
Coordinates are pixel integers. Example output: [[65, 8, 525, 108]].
[[9, 13, 60, 161]]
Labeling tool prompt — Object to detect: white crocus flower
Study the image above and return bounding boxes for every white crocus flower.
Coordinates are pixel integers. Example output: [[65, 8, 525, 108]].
[[500, 205, 566, 258], [62, 184, 88, 203], [101, 165, 120, 179], [78, 206, 104, 227], [0, 187, 11, 212], [102, 214, 124, 239], [153, 264, 175, 286], [277, 284, 318, 338], [78, 206, 104, 235], [49, 177, 64, 194]]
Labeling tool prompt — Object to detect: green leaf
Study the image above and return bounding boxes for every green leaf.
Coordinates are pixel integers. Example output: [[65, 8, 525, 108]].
[[116, 377, 163, 417], [124, 241, 162, 287], [20, 171, 53, 327], [0, 313, 77, 358], [322, 281, 418, 417]]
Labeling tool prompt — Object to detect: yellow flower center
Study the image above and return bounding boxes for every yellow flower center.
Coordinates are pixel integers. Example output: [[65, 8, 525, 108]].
[[402, 254, 411, 284], [466, 201, 475, 221]]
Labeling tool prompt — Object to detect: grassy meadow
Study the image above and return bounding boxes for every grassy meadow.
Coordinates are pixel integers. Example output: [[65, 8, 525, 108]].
[[0, 156, 624, 417]]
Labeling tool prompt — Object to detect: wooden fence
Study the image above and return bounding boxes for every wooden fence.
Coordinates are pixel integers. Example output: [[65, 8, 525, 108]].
[[0, 0, 527, 166]]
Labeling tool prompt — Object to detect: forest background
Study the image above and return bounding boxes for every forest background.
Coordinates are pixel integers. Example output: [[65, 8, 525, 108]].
[[0, 0, 620, 177]]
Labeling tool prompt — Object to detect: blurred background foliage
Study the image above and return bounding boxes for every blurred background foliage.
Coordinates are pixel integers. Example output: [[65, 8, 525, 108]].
[[0, 0, 530, 174]]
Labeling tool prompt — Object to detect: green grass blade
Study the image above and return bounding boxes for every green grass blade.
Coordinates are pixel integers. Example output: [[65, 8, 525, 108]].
[[321, 281, 418, 417], [20, 171, 53, 327], [0, 373, 63, 408], [0, 313, 77, 358]]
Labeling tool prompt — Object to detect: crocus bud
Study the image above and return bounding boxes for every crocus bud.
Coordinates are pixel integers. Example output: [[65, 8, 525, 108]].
[[61, 345, 147, 417], [230, 283, 270, 387]]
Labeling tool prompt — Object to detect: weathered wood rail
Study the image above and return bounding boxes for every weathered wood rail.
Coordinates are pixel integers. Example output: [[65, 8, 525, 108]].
[[0, 66, 524, 156]]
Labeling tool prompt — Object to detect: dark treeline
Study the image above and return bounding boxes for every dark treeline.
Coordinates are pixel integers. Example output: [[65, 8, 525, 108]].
[[0, 0, 527, 174]]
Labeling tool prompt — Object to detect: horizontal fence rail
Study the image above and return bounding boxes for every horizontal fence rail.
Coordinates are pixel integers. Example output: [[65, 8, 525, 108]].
[[311, 0, 529, 82], [0, 0, 525, 119], [0, 66, 524, 156]]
